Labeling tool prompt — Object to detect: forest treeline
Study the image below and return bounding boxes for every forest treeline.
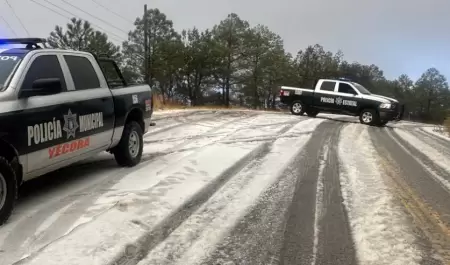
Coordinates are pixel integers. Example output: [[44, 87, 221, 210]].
[[47, 9, 450, 123]]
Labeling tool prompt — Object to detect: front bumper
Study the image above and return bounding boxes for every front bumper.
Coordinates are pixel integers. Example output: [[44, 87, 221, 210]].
[[379, 103, 404, 121]]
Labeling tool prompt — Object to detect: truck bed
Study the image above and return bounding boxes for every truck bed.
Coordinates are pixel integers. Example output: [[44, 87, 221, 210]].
[[279, 86, 315, 106]]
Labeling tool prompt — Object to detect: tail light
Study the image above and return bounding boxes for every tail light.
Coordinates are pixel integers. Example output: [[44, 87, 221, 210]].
[[279, 89, 284, 96]]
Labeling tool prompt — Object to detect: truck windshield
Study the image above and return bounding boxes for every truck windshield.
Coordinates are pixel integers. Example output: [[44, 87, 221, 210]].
[[352, 82, 371, 95], [0, 54, 23, 90]]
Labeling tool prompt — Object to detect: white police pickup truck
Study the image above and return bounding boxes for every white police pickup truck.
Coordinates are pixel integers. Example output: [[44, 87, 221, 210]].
[[279, 78, 404, 126], [0, 38, 153, 225]]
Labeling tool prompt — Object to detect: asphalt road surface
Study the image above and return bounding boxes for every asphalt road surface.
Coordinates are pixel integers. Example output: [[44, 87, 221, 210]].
[[0, 110, 449, 265]]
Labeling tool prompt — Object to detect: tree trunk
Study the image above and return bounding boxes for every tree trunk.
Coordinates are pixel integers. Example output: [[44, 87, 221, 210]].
[[222, 83, 226, 104], [271, 92, 277, 109], [225, 59, 231, 107]]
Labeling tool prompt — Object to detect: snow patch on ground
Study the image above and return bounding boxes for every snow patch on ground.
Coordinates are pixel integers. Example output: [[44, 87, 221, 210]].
[[338, 124, 422, 265], [394, 128, 450, 173], [392, 129, 450, 191], [152, 109, 191, 116], [137, 118, 325, 265], [421, 126, 450, 141], [17, 144, 258, 265]]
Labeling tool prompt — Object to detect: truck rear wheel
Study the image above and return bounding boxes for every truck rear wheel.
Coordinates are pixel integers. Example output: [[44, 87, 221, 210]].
[[290, 101, 305, 116], [359, 109, 380, 125], [0, 157, 17, 226], [113, 121, 143, 167]]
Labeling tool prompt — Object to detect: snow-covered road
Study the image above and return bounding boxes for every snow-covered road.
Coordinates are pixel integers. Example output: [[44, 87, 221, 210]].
[[1, 110, 450, 265]]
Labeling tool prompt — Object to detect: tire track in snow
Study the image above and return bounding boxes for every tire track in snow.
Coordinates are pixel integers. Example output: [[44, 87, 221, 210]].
[[279, 121, 356, 265], [419, 127, 450, 141], [198, 121, 354, 265], [0, 112, 263, 262], [143, 112, 260, 146], [314, 125, 356, 265], [150, 110, 205, 121], [339, 124, 422, 265], [411, 128, 450, 157], [109, 144, 271, 265], [370, 129, 449, 264], [1, 153, 169, 261], [108, 118, 316, 265], [145, 111, 226, 137], [419, 127, 450, 143], [387, 128, 450, 189], [136, 118, 325, 265]]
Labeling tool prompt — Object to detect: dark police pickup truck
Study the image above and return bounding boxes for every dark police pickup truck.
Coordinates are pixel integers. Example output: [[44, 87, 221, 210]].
[[279, 78, 404, 126], [0, 38, 153, 225]]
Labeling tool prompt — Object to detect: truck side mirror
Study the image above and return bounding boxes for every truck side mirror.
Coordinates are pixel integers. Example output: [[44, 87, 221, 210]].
[[19, 78, 62, 98]]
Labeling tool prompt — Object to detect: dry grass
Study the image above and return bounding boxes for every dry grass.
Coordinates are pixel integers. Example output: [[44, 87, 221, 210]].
[[152, 94, 287, 113], [152, 95, 181, 110]]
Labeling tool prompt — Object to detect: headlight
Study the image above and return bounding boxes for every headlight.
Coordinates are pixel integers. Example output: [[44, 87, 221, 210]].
[[379, 103, 391, 109]]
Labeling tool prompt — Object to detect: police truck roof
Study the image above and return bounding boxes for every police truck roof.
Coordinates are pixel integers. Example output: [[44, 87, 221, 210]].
[[0, 37, 47, 46], [0, 48, 32, 55], [337, 77, 354, 82]]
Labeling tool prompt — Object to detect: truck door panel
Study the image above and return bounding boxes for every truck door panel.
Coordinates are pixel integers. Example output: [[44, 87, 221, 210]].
[[16, 53, 87, 174], [61, 54, 115, 153], [336, 82, 360, 114], [313, 81, 338, 111]]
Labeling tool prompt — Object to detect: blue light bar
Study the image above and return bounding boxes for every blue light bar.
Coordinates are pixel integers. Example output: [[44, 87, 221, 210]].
[[0, 38, 47, 48]]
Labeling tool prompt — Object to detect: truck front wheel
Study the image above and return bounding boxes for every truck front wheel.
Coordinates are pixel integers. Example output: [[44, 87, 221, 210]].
[[0, 157, 17, 226], [290, 101, 305, 116], [113, 121, 143, 167], [359, 109, 380, 125]]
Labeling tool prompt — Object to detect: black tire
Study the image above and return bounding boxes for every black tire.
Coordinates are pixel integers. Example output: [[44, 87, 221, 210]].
[[0, 157, 17, 226], [113, 121, 143, 167], [290, 101, 305, 116], [307, 110, 319, 117], [359, 109, 380, 125]]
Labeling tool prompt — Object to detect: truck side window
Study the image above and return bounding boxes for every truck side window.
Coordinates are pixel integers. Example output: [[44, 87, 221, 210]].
[[319, 81, 336, 91], [98, 60, 125, 88], [338, 83, 357, 94], [21, 55, 67, 91], [64, 55, 100, 90]]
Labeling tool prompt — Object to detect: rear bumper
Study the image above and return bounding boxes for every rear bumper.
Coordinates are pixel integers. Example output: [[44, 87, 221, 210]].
[[279, 96, 291, 105]]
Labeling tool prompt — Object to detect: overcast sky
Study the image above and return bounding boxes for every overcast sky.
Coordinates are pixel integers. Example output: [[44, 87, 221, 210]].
[[0, 0, 448, 82]]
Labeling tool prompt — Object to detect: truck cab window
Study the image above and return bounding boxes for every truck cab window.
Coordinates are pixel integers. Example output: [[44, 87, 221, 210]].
[[21, 55, 67, 91], [64, 55, 100, 90], [98, 60, 125, 88], [338, 83, 357, 94], [319, 81, 336, 91]]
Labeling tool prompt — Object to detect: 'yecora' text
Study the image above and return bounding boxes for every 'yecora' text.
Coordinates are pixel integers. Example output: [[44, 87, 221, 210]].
[[48, 137, 90, 158]]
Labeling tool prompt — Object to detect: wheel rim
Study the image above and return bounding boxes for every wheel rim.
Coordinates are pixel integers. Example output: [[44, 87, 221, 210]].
[[362, 112, 373, 123], [292, 103, 302, 113], [128, 131, 140, 158], [0, 173, 6, 210]]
